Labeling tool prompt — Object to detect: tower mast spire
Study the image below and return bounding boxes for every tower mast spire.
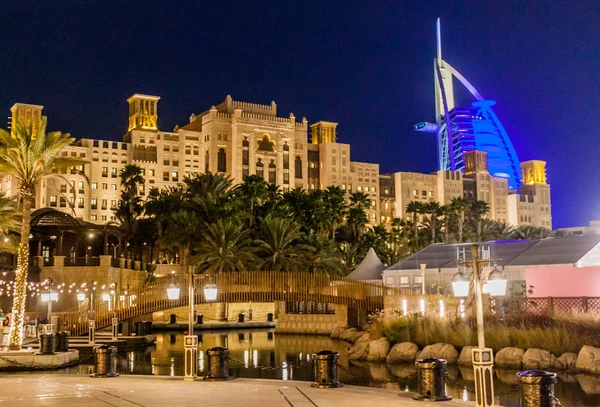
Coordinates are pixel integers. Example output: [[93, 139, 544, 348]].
[[436, 18, 442, 64]]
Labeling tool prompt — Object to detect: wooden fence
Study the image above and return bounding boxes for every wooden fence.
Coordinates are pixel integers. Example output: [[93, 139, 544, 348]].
[[500, 296, 600, 315], [52, 271, 412, 336]]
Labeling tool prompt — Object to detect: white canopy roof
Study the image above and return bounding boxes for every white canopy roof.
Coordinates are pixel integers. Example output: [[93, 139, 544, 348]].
[[346, 248, 385, 280]]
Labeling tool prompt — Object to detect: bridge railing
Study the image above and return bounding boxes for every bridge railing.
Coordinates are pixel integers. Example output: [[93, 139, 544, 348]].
[[52, 271, 412, 336]]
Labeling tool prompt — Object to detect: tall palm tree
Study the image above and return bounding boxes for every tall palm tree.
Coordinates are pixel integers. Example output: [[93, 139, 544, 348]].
[[324, 186, 347, 240], [255, 216, 314, 272], [470, 200, 490, 242], [161, 211, 202, 275], [423, 201, 441, 244], [0, 117, 85, 349], [494, 221, 516, 240], [0, 193, 20, 254], [347, 192, 372, 241], [405, 201, 424, 250], [440, 204, 455, 243], [193, 220, 257, 272], [450, 197, 471, 243], [119, 164, 144, 195], [234, 175, 269, 227]]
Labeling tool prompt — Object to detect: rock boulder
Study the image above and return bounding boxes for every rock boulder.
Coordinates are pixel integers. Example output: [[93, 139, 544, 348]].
[[367, 337, 391, 362], [458, 346, 474, 366], [523, 348, 556, 369], [348, 342, 370, 360], [495, 347, 524, 369], [576, 346, 600, 374], [418, 343, 458, 364], [554, 352, 577, 371], [340, 328, 358, 342], [386, 342, 419, 364]]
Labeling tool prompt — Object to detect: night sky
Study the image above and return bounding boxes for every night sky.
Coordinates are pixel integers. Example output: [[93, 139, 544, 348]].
[[1, 1, 599, 228]]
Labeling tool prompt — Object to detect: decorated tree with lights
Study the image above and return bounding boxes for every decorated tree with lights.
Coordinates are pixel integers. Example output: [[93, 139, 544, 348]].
[[0, 118, 85, 349]]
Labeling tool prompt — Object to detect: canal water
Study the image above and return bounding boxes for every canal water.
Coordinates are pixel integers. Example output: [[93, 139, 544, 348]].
[[69, 330, 600, 406]]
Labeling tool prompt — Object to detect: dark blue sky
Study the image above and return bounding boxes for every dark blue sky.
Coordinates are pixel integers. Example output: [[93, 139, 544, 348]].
[[1, 1, 599, 228]]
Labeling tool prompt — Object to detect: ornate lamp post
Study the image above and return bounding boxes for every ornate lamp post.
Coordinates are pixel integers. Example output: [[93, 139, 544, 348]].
[[76, 281, 97, 344], [452, 245, 507, 407], [166, 272, 218, 381], [40, 279, 58, 333]]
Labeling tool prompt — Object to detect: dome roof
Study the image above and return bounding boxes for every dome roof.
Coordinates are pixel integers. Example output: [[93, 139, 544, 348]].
[[30, 208, 81, 228]]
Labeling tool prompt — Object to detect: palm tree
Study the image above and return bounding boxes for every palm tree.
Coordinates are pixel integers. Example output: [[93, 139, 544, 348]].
[[193, 220, 257, 272], [0, 117, 85, 349], [0, 193, 20, 254], [494, 221, 516, 240], [339, 242, 361, 274], [255, 216, 314, 272], [161, 211, 202, 275], [450, 197, 471, 243], [234, 175, 269, 227], [347, 192, 372, 241], [423, 201, 441, 244], [324, 186, 347, 239], [405, 201, 424, 250], [514, 225, 550, 240], [440, 204, 455, 243], [119, 164, 144, 195], [470, 200, 490, 242]]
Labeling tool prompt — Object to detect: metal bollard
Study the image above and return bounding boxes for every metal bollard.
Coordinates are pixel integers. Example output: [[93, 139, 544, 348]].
[[197, 314, 203, 324], [55, 331, 70, 352], [92, 345, 119, 377], [312, 350, 343, 388], [135, 321, 144, 336], [413, 358, 452, 401], [169, 314, 177, 324], [143, 321, 153, 334], [517, 370, 557, 407], [39, 333, 56, 355], [204, 347, 233, 381], [267, 313, 274, 322]]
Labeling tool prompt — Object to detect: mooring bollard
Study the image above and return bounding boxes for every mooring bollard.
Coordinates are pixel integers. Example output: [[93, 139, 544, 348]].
[[413, 357, 452, 401], [204, 347, 233, 380], [39, 332, 56, 355], [55, 331, 70, 352], [312, 350, 343, 388], [92, 345, 119, 377], [169, 314, 177, 324], [143, 321, 153, 334], [517, 370, 558, 407]]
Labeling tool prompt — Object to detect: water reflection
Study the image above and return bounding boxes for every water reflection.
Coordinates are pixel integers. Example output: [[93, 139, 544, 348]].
[[26, 329, 600, 407]]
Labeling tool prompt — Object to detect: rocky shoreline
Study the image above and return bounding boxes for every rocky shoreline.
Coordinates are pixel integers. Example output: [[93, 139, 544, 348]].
[[331, 326, 600, 375]]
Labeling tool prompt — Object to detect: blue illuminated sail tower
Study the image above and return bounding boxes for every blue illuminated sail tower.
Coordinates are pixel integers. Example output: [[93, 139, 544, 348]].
[[414, 19, 522, 189]]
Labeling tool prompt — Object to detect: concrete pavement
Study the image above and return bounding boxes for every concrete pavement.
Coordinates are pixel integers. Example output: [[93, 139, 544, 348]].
[[0, 374, 475, 406]]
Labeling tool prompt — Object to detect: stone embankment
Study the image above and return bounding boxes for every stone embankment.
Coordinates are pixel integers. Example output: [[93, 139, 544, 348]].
[[331, 326, 600, 375]]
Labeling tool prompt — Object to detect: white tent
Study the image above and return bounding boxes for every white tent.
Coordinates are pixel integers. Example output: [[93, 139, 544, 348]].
[[346, 248, 385, 281]]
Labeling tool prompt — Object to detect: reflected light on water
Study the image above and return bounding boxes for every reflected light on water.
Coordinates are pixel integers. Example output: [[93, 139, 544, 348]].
[[462, 387, 468, 402], [199, 351, 205, 372], [253, 349, 258, 368], [244, 350, 249, 368], [170, 357, 175, 377], [282, 362, 289, 380]]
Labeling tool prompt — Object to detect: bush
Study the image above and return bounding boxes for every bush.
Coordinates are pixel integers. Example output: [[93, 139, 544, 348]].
[[375, 310, 600, 355]]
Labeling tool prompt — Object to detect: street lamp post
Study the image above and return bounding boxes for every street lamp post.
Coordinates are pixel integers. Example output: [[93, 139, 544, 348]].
[[40, 279, 58, 333], [452, 245, 507, 407], [77, 281, 97, 344], [167, 271, 218, 381], [110, 283, 118, 341]]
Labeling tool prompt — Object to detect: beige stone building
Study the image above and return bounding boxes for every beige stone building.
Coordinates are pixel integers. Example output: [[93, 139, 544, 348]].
[[2, 94, 552, 231]]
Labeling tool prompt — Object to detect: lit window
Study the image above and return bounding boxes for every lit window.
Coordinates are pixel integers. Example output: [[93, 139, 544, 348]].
[[50, 195, 57, 207], [412, 189, 417, 196], [149, 169, 155, 177], [90, 215, 97, 221], [91, 182, 98, 189], [365, 187, 369, 192], [357, 186, 362, 191], [111, 184, 117, 191]]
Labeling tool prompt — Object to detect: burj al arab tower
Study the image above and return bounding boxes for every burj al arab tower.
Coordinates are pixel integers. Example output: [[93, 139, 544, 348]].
[[414, 19, 522, 189]]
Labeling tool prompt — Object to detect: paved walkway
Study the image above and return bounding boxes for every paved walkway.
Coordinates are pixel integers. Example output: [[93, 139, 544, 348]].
[[0, 374, 474, 406]]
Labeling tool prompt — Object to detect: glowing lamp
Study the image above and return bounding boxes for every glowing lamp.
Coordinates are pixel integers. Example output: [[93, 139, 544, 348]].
[[102, 293, 111, 302], [41, 290, 58, 302], [77, 292, 86, 302], [451, 271, 469, 298], [204, 282, 218, 302], [166, 282, 180, 300], [487, 267, 507, 297]]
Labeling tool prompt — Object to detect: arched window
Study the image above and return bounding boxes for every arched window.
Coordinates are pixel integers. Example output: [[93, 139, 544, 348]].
[[256, 159, 264, 178], [242, 137, 249, 166], [283, 143, 289, 152], [217, 148, 226, 173], [242, 137, 249, 148], [268, 160, 276, 184], [295, 156, 302, 178], [283, 143, 289, 170], [205, 150, 209, 173]]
